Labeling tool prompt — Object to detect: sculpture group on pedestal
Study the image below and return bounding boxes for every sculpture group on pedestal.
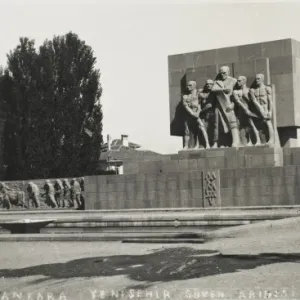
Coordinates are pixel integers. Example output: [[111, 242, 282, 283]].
[[182, 66, 275, 149], [0, 177, 85, 210]]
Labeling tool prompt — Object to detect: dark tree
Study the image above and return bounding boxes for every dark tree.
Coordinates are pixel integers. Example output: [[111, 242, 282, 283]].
[[1, 32, 103, 180]]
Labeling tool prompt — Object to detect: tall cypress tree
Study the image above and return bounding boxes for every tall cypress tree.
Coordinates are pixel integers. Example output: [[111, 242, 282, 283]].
[[2, 32, 103, 180]]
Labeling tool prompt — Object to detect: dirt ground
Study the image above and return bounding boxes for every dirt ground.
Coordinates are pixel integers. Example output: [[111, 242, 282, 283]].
[[0, 220, 300, 300]]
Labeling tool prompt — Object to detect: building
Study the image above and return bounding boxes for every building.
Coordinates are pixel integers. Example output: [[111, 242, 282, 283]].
[[98, 134, 162, 174]]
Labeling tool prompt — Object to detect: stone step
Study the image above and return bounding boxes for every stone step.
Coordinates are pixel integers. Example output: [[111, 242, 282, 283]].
[[0, 207, 298, 234], [122, 238, 205, 243], [1, 205, 300, 215], [0, 232, 207, 242]]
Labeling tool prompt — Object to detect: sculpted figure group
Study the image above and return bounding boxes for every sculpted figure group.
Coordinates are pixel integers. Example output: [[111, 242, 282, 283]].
[[182, 66, 275, 149], [0, 177, 85, 210]]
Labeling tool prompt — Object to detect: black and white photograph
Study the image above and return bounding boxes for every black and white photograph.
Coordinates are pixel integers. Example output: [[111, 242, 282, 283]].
[[0, 0, 300, 299]]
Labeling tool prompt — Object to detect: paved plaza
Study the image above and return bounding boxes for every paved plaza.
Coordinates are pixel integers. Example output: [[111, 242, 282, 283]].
[[1, 218, 300, 300]]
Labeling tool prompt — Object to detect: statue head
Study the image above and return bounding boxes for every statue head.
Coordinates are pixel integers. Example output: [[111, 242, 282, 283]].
[[70, 178, 77, 185], [237, 76, 247, 88], [219, 66, 230, 80], [204, 79, 214, 91], [255, 73, 264, 87], [187, 81, 197, 92]]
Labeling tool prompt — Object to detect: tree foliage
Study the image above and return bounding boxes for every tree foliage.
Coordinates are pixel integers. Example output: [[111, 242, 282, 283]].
[[0, 32, 103, 180]]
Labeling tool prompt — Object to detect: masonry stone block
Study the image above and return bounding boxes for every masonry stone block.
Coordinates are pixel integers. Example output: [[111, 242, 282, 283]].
[[188, 159, 198, 171], [239, 42, 263, 61], [233, 60, 256, 78], [168, 54, 186, 72], [216, 46, 239, 64], [261, 39, 292, 58], [193, 49, 217, 67], [147, 189, 156, 201], [269, 56, 293, 75]]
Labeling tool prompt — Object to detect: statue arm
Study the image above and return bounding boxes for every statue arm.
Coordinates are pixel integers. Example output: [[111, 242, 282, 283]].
[[250, 88, 265, 118], [211, 81, 223, 92], [232, 91, 251, 115], [201, 103, 212, 113], [194, 104, 201, 116]]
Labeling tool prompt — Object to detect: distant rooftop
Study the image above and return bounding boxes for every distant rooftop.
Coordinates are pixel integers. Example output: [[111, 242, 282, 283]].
[[99, 134, 161, 162]]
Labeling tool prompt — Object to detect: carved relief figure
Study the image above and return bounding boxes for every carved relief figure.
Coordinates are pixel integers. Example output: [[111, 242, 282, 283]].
[[42, 180, 58, 208], [198, 79, 215, 147], [27, 182, 40, 208], [232, 76, 261, 146], [211, 66, 240, 148], [79, 177, 85, 206], [0, 182, 26, 209], [249, 74, 275, 146], [182, 81, 210, 149], [62, 179, 72, 207], [54, 179, 64, 208], [70, 178, 82, 209]]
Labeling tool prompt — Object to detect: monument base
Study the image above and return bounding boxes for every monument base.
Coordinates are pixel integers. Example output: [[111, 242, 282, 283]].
[[177, 146, 283, 169]]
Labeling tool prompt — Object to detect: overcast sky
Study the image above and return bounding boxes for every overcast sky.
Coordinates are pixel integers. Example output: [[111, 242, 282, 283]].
[[1, 0, 300, 153]]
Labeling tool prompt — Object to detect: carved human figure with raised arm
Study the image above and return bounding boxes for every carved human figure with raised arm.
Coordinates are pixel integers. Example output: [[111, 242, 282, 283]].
[[182, 81, 210, 149], [249, 74, 275, 146], [232, 76, 261, 146], [211, 66, 240, 148]]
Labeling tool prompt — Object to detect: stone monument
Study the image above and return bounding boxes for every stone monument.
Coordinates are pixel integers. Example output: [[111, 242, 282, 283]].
[[169, 38, 300, 148], [83, 39, 300, 210]]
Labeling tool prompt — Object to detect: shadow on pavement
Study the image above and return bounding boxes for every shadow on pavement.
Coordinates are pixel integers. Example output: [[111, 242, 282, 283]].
[[0, 247, 300, 284]]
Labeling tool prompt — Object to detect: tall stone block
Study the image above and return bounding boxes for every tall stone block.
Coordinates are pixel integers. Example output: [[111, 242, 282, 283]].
[[169, 38, 300, 147]]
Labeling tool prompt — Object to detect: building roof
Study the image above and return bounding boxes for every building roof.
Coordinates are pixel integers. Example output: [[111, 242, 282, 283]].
[[101, 139, 141, 152], [99, 145, 162, 162]]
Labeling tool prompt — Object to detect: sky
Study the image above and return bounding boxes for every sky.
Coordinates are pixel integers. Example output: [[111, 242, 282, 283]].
[[1, 0, 300, 153]]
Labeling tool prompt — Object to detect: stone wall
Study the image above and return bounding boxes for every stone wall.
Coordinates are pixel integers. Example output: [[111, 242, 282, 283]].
[[85, 165, 300, 210], [0, 177, 83, 210], [85, 147, 300, 210]]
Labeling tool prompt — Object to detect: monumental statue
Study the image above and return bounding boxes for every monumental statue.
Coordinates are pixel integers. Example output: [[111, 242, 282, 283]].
[[249, 74, 275, 147], [180, 66, 276, 150], [182, 81, 210, 149], [198, 79, 215, 147], [211, 66, 240, 148], [232, 76, 261, 146]]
